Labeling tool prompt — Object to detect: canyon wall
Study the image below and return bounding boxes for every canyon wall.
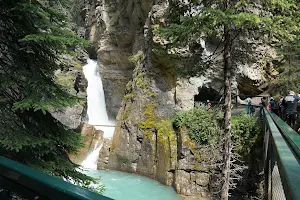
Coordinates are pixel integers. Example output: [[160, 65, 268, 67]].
[[77, 0, 277, 198]]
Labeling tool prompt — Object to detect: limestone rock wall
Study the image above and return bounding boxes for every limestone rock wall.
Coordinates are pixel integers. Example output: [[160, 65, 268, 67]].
[[85, 0, 152, 118], [76, 0, 279, 198], [106, 51, 178, 184], [104, 2, 213, 198], [84, 0, 278, 118], [50, 51, 89, 129]]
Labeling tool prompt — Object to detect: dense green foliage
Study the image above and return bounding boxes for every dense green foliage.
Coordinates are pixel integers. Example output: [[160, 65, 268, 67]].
[[173, 106, 260, 154], [0, 0, 99, 190], [263, 0, 300, 96], [173, 106, 221, 145], [154, 0, 263, 77], [232, 114, 261, 156], [155, 0, 300, 87], [158, 1, 298, 197], [269, 65, 300, 97]]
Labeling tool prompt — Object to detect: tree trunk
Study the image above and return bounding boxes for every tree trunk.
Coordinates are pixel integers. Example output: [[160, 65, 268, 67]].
[[221, 0, 232, 199]]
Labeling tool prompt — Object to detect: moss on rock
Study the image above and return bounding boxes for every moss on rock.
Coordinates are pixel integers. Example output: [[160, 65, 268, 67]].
[[136, 72, 149, 88], [138, 103, 156, 129], [124, 93, 136, 100], [129, 50, 145, 65]]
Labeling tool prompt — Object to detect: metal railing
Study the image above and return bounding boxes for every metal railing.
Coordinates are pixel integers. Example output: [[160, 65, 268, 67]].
[[263, 108, 300, 200], [0, 156, 113, 200]]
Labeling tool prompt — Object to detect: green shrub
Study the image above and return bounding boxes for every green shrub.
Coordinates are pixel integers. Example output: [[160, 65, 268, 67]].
[[232, 114, 261, 155], [172, 106, 221, 146], [173, 107, 261, 151]]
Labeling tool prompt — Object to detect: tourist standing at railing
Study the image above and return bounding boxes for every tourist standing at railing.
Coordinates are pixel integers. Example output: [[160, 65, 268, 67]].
[[270, 97, 279, 115], [259, 97, 267, 120], [278, 96, 285, 120], [282, 91, 300, 129], [245, 97, 252, 115]]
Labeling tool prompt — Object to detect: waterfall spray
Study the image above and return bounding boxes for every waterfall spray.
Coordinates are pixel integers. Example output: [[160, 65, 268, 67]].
[[81, 59, 115, 169]]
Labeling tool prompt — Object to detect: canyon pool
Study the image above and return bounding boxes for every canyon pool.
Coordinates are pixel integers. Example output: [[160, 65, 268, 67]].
[[85, 170, 183, 200]]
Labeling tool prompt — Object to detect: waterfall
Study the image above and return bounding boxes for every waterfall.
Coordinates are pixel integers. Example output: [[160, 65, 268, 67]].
[[81, 59, 115, 169], [81, 142, 103, 169]]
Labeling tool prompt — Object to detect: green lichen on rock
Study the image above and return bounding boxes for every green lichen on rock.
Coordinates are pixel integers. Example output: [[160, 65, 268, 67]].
[[137, 103, 177, 168], [182, 134, 197, 149], [126, 80, 133, 91], [156, 120, 177, 167], [156, 120, 175, 144], [138, 104, 176, 142], [144, 130, 154, 141], [122, 103, 132, 120], [129, 50, 145, 65], [146, 90, 156, 97], [124, 93, 136, 100], [136, 72, 149, 88], [55, 72, 75, 91], [138, 103, 156, 130], [138, 103, 176, 146]]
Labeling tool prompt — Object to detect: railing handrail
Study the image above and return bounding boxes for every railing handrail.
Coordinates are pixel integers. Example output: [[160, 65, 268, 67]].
[[269, 112, 300, 159], [0, 156, 113, 200], [263, 108, 300, 200]]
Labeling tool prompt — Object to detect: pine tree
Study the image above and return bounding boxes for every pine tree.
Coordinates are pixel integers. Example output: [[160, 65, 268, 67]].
[[0, 0, 98, 189], [156, 0, 300, 199], [265, 0, 300, 96]]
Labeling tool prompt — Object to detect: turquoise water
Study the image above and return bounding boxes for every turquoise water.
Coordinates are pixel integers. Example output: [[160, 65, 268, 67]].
[[86, 170, 183, 200]]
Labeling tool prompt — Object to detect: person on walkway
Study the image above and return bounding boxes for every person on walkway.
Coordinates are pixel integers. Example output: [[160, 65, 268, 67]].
[[270, 97, 279, 115], [295, 101, 300, 133], [207, 100, 211, 109], [283, 91, 300, 129], [279, 96, 285, 119], [245, 97, 252, 115], [259, 97, 267, 120]]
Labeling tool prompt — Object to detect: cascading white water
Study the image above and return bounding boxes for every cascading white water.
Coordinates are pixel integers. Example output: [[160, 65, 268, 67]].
[[81, 142, 103, 170], [81, 59, 115, 169]]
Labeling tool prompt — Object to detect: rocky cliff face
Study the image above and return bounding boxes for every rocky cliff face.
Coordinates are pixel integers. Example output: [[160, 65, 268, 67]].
[[51, 52, 89, 129], [85, 0, 152, 118], [84, 0, 278, 117], [103, 2, 214, 198], [78, 0, 278, 198]]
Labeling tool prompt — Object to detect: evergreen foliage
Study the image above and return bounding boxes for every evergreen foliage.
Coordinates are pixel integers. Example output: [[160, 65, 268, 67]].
[[0, 0, 99, 191], [265, 0, 300, 96], [157, 1, 263, 198], [156, 0, 300, 77], [173, 106, 222, 145], [231, 114, 261, 156], [156, 0, 299, 198]]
